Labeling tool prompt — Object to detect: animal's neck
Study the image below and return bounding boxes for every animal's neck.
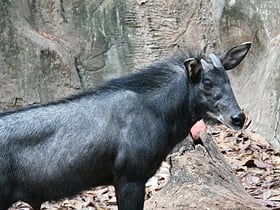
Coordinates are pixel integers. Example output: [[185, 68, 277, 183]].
[[150, 77, 198, 147]]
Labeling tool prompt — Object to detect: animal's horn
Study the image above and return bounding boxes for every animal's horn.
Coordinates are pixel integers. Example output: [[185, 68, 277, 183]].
[[200, 58, 213, 71], [209, 53, 223, 68]]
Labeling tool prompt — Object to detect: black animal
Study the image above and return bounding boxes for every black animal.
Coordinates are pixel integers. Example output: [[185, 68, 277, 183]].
[[0, 42, 251, 210]]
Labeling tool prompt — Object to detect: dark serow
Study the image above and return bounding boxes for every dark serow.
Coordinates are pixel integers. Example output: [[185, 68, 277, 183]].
[[0, 42, 251, 210]]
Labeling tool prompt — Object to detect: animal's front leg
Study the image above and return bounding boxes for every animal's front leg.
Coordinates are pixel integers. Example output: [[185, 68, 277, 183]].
[[114, 177, 146, 210]]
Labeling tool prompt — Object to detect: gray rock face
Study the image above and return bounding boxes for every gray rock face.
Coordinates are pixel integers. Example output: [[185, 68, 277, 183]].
[[0, 0, 279, 149], [0, 0, 80, 110], [217, 0, 280, 150]]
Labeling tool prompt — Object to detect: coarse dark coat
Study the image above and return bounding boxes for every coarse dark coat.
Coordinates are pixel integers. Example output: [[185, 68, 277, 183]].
[[0, 42, 251, 210]]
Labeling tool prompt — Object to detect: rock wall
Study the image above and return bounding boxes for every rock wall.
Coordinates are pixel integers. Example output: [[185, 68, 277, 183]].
[[0, 0, 279, 149], [217, 0, 280, 150]]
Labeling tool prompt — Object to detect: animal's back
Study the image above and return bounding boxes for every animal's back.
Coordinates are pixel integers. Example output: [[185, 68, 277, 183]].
[[0, 89, 138, 143]]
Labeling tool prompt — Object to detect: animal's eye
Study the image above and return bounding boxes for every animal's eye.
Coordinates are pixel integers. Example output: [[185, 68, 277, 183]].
[[203, 80, 213, 90]]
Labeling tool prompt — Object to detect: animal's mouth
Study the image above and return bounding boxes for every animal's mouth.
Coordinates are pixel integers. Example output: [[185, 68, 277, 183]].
[[206, 111, 243, 130]]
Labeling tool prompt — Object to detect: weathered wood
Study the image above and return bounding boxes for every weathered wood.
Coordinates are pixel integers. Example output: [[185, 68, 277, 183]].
[[145, 132, 267, 210]]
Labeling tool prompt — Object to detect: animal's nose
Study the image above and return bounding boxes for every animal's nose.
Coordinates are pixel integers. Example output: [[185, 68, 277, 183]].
[[230, 112, 245, 129]]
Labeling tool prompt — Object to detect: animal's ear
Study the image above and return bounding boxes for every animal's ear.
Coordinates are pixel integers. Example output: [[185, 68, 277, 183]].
[[184, 58, 201, 82], [219, 42, 251, 70]]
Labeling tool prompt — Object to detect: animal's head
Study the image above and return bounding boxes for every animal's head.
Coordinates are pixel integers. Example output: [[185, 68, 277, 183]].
[[185, 42, 251, 130]]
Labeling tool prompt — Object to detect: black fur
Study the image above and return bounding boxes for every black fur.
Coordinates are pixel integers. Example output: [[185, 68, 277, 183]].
[[0, 43, 251, 209]]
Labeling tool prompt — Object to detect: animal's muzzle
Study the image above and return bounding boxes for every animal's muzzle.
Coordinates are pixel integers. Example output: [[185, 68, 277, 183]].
[[230, 112, 245, 129]]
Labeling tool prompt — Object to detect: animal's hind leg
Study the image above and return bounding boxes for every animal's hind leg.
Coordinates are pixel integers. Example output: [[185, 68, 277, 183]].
[[114, 177, 145, 210]]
